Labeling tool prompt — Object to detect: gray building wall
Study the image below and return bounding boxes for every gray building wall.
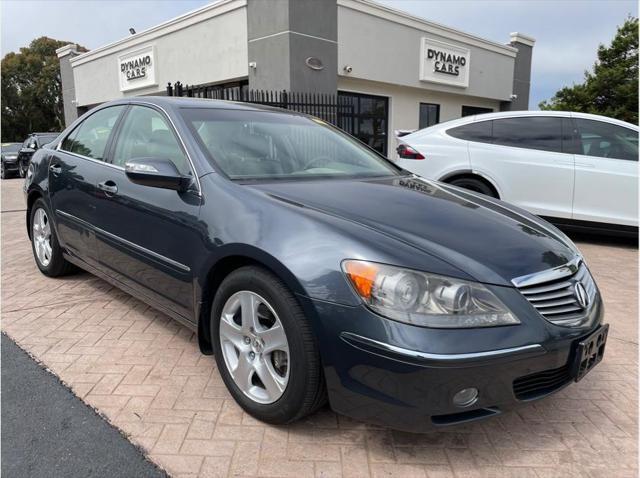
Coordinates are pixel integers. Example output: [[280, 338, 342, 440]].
[[56, 44, 81, 126], [69, 0, 248, 107], [501, 33, 535, 110], [337, 2, 518, 102], [247, 0, 337, 93]]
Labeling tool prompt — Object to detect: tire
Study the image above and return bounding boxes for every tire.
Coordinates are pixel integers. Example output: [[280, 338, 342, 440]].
[[449, 177, 497, 198], [1, 163, 5, 179], [211, 266, 326, 424], [18, 161, 27, 178], [30, 198, 76, 277]]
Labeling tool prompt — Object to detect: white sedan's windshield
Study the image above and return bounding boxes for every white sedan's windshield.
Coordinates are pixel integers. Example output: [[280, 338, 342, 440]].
[[181, 108, 399, 180]]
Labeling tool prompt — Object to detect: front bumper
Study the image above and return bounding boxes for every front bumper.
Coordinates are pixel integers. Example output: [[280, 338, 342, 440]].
[[301, 288, 604, 433]]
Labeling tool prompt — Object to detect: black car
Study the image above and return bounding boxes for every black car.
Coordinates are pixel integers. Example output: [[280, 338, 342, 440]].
[[1, 143, 22, 178], [17, 132, 60, 178], [24, 97, 607, 432]]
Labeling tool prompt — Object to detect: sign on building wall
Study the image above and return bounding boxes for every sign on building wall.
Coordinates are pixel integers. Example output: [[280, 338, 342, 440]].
[[419, 38, 470, 88], [118, 46, 157, 92]]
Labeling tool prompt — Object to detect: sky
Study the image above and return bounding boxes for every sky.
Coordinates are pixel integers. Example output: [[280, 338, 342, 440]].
[[2, 0, 637, 109]]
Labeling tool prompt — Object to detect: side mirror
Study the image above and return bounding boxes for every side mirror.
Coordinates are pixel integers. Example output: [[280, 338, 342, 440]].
[[125, 158, 190, 192]]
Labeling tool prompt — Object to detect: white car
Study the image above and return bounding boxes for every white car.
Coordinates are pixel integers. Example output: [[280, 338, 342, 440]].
[[396, 111, 638, 234]]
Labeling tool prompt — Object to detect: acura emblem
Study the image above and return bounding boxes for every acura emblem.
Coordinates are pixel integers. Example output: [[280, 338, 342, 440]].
[[574, 282, 589, 309]]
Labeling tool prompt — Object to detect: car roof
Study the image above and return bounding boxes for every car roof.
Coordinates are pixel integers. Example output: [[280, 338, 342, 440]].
[[464, 110, 637, 128], [108, 95, 293, 114], [404, 110, 638, 141]]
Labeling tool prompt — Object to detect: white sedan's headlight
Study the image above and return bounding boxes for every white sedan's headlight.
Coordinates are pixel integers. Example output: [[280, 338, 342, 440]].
[[343, 260, 519, 328]]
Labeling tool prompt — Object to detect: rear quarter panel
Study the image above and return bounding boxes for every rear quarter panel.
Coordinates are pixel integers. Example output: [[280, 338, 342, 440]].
[[396, 129, 470, 181]]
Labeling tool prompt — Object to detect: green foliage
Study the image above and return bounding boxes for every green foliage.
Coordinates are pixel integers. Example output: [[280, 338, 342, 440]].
[[540, 17, 639, 124], [1, 37, 86, 142]]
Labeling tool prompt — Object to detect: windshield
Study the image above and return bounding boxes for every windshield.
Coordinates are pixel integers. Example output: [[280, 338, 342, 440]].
[[1, 143, 21, 153], [181, 108, 400, 180]]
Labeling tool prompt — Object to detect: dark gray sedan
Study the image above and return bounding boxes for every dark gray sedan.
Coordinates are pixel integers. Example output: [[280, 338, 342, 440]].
[[24, 97, 607, 432]]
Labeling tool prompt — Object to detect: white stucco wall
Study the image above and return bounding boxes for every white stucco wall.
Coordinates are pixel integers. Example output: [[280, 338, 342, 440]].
[[71, 0, 248, 107], [337, 0, 517, 102], [338, 76, 501, 153]]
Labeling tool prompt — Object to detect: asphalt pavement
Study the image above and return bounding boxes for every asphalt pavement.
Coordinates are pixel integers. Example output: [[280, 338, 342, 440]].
[[1, 333, 167, 478]]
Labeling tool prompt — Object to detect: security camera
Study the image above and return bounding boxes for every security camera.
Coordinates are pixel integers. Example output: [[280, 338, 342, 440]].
[[510, 94, 518, 100], [343, 65, 353, 73]]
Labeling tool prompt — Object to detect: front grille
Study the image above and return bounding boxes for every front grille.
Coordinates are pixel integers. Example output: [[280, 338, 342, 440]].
[[513, 364, 572, 400], [517, 263, 597, 326]]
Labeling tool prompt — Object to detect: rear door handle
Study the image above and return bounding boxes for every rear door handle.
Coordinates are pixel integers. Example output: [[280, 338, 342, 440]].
[[97, 180, 118, 195]]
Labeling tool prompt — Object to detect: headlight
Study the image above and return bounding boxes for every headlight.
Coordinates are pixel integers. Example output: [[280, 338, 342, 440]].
[[342, 260, 519, 328]]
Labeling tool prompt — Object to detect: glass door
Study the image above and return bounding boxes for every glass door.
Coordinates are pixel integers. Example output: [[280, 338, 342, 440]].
[[338, 91, 389, 156]]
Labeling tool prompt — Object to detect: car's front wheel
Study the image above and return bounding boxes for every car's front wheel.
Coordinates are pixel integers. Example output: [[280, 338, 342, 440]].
[[211, 266, 326, 424], [30, 199, 76, 277], [1, 162, 6, 179], [18, 161, 27, 178]]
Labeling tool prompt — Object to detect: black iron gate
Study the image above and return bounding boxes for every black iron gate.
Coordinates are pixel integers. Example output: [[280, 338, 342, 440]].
[[166, 82, 354, 132]]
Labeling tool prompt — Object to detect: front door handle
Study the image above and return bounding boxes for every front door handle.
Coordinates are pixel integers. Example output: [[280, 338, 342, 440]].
[[49, 164, 62, 175], [97, 180, 118, 196]]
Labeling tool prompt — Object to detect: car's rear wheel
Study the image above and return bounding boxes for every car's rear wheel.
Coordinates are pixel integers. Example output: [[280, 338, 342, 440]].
[[449, 177, 497, 198], [30, 199, 76, 277], [1, 162, 6, 179], [211, 266, 326, 424]]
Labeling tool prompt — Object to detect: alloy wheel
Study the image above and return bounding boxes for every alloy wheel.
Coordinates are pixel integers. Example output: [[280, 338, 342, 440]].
[[219, 291, 290, 404], [32, 208, 52, 267]]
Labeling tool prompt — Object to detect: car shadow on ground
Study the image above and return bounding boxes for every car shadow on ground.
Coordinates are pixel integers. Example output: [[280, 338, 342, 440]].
[[567, 230, 637, 250]]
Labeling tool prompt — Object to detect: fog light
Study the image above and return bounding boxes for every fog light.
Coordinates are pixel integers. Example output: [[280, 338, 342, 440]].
[[453, 387, 478, 408]]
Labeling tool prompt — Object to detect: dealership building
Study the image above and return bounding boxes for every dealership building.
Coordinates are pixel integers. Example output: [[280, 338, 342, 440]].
[[57, 0, 535, 155]]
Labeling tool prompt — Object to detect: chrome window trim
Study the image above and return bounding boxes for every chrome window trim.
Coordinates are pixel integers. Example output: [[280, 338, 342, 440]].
[[340, 332, 545, 365], [511, 256, 582, 288], [55, 145, 125, 171], [56, 101, 202, 195], [56, 209, 191, 273]]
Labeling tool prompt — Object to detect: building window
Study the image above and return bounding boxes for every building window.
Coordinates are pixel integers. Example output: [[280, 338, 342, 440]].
[[419, 103, 440, 129], [337, 91, 389, 156], [461, 106, 493, 117]]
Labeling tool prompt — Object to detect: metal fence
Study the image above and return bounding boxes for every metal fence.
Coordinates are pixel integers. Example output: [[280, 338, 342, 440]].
[[166, 82, 354, 129]]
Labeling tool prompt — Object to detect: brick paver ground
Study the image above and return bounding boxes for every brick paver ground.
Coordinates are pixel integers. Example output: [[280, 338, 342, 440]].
[[2, 177, 637, 478]]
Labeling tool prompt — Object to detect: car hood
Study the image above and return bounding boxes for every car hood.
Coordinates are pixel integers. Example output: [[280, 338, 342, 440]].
[[248, 175, 578, 286]]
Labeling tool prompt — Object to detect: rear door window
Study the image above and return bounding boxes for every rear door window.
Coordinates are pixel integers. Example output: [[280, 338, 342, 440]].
[[61, 106, 126, 160], [492, 117, 562, 153]]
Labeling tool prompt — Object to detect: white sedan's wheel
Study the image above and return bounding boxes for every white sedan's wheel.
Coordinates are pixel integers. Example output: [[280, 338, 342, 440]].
[[219, 291, 290, 404], [32, 207, 53, 267]]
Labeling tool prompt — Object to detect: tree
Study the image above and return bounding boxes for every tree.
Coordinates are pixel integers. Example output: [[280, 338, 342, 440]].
[[540, 16, 638, 124], [1, 37, 86, 142]]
